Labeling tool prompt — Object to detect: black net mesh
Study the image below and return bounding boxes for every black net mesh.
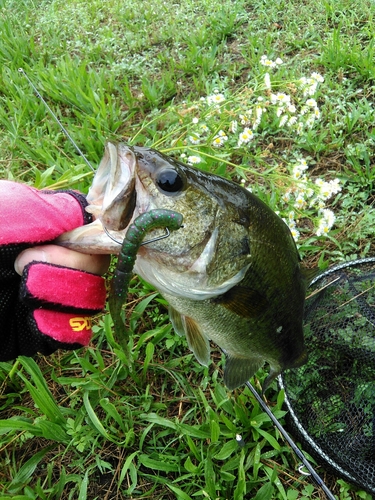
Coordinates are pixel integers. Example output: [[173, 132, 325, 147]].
[[280, 258, 375, 494]]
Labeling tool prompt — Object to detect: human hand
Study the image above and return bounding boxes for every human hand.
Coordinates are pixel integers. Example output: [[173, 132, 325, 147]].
[[0, 181, 109, 361]]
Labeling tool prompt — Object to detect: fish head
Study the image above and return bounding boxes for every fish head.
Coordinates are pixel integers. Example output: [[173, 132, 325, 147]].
[[58, 143, 252, 300]]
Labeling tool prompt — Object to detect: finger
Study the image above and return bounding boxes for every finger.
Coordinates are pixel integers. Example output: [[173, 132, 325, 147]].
[[15, 245, 111, 276]]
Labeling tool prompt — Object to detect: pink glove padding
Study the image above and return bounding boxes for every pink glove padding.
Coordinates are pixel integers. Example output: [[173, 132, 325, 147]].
[[0, 181, 107, 360], [0, 181, 87, 246], [21, 262, 106, 345]]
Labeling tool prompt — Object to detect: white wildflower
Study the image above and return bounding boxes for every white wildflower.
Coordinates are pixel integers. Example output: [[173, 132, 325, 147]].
[[292, 166, 306, 180], [330, 178, 341, 194], [306, 98, 317, 107], [271, 92, 291, 105], [313, 108, 321, 119], [192, 117, 199, 124], [307, 83, 318, 96], [260, 55, 276, 68], [207, 93, 225, 105], [305, 115, 316, 128], [279, 115, 288, 127], [264, 72, 271, 89], [318, 181, 335, 199], [275, 57, 283, 65], [311, 72, 324, 83], [230, 120, 238, 133], [282, 190, 291, 203], [188, 134, 200, 145], [288, 116, 297, 126], [212, 132, 228, 147], [316, 222, 330, 237], [316, 210, 335, 237], [296, 122, 304, 135], [238, 127, 254, 146], [255, 105, 264, 119], [187, 155, 202, 165], [239, 114, 251, 126], [252, 119, 261, 130], [321, 208, 336, 227], [212, 136, 225, 147], [294, 194, 306, 209], [296, 158, 308, 169], [298, 76, 319, 97], [290, 227, 300, 241]]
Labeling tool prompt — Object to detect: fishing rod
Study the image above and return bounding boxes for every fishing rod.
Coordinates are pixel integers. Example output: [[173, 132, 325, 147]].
[[20, 68, 337, 500], [18, 68, 95, 173]]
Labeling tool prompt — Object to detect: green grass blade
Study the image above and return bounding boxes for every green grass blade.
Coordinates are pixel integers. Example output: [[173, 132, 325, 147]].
[[17, 357, 65, 424], [7, 446, 54, 492]]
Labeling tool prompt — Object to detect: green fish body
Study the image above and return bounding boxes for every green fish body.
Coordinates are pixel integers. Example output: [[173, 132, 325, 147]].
[[58, 144, 309, 390]]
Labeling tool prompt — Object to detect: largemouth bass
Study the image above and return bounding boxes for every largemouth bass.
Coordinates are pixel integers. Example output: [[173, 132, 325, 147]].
[[58, 143, 309, 391]]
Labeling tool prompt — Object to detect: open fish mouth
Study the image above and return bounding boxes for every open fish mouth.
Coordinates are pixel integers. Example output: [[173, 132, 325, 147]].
[[57, 144, 141, 253], [85, 143, 136, 232]]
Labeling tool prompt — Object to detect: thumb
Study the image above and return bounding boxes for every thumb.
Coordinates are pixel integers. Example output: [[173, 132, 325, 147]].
[[15, 245, 110, 276]]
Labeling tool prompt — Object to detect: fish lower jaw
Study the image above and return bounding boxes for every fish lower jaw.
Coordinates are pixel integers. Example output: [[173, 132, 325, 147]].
[[56, 220, 124, 255]]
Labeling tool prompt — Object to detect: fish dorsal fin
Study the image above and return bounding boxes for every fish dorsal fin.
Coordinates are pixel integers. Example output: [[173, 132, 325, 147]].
[[169, 306, 210, 366], [215, 286, 269, 318], [224, 354, 264, 390]]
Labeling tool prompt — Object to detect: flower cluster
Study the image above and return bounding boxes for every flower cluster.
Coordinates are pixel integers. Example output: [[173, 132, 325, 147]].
[[183, 58, 324, 163], [165, 55, 338, 243], [298, 73, 324, 97], [267, 74, 324, 134], [280, 159, 341, 241]]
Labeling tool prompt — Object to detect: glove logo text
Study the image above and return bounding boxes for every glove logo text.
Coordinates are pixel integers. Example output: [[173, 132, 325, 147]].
[[69, 317, 92, 331]]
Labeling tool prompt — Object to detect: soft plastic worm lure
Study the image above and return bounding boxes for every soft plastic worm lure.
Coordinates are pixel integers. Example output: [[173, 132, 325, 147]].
[[108, 209, 183, 359]]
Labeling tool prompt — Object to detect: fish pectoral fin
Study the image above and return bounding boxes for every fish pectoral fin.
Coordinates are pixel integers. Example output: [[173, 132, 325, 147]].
[[184, 316, 211, 367], [215, 286, 269, 318], [169, 306, 185, 337], [224, 354, 264, 390], [168, 306, 210, 366]]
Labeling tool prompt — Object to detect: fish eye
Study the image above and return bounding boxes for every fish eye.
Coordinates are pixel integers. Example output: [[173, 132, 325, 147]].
[[156, 168, 184, 194]]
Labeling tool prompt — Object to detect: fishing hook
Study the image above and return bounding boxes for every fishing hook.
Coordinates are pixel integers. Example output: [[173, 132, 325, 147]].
[[104, 225, 172, 246], [18, 68, 95, 173]]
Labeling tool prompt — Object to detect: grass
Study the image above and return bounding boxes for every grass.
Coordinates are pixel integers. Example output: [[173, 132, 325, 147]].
[[0, 0, 375, 498]]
